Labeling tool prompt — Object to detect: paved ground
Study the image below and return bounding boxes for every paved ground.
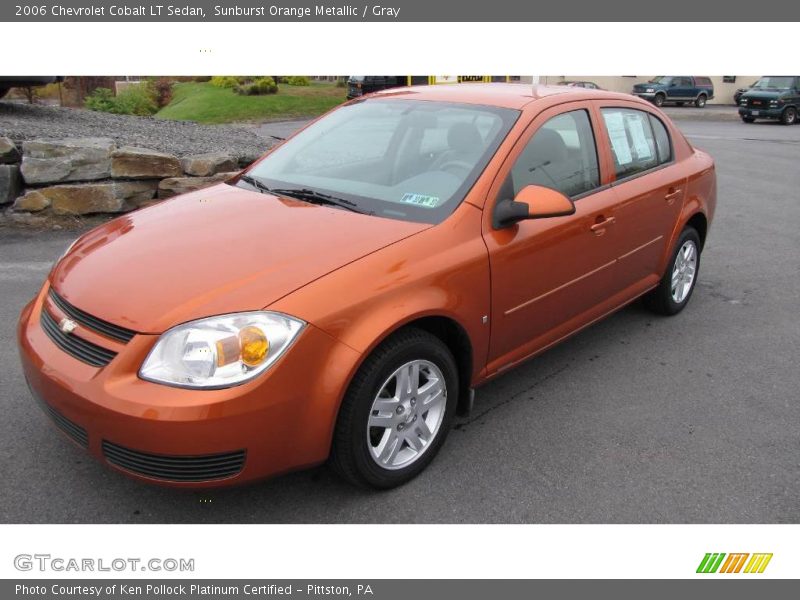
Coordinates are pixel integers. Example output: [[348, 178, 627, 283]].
[[1, 119, 798, 524]]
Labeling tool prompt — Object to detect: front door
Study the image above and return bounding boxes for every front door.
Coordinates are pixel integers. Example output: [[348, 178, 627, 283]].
[[482, 103, 622, 373]]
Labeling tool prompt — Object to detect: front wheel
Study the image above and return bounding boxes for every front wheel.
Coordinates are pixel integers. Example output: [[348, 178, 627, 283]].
[[644, 227, 702, 316], [330, 328, 458, 489], [695, 94, 707, 108], [781, 107, 797, 125], [653, 93, 666, 107]]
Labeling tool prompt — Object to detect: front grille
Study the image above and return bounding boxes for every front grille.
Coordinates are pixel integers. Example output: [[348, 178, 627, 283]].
[[40, 309, 117, 367], [42, 403, 89, 448], [102, 441, 246, 482], [747, 98, 768, 108], [49, 289, 136, 343]]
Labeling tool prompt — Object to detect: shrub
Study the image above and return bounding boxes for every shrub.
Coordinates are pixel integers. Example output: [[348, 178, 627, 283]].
[[234, 77, 278, 96], [286, 76, 311, 86], [147, 77, 174, 108], [193, 76, 212, 83], [84, 85, 158, 116], [84, 87, 116, 112], [210, 76, 240, 89], [113, 85, 158, 115]]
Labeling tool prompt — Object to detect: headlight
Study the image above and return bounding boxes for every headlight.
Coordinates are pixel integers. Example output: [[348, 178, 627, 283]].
[[645, 88, 655, 93], [140, 312, 305, 389], [769, 99, 779, 106]]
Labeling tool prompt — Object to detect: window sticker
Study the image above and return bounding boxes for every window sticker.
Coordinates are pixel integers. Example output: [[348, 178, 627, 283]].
[[401, 193, 441, 208], [603, 112, 633, 165], [625, 114, 654, 160]]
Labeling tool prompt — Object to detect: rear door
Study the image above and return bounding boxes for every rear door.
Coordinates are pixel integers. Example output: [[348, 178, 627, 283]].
[[594, 102, 686, 292], [669, 77, 694, 101]]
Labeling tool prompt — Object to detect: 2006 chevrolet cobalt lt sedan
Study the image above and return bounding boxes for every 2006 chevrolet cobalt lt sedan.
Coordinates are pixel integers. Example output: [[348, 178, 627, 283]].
[[19, 84, 716, 489]]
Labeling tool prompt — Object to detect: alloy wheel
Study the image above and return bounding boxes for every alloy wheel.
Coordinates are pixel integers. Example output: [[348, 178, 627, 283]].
[[671, 240, 698, 303], [366, 360, 447, 470]]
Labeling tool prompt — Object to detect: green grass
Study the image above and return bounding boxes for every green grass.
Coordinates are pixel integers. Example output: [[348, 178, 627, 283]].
[[156, 81, 346, 124]]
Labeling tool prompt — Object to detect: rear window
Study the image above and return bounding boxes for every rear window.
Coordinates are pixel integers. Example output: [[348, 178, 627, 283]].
[[695, 77, 712, 86], [601, 108, 659, 179], [649, 115, 673, 165]]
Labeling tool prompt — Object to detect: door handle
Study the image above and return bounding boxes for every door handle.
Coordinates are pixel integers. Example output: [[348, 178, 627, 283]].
[[665, 188, 683, 204], [590, 216, 616, 235]]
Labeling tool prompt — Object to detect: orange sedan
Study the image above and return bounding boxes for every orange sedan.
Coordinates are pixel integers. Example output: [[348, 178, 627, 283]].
[[18, 84, 716, 489]]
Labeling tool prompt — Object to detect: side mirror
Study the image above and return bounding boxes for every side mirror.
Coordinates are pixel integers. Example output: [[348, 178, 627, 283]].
[[493, 185, 576, 229]]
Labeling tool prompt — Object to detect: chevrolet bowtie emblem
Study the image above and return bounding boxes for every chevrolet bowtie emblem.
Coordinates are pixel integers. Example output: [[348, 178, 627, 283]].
[[58, 318, 77, 334]]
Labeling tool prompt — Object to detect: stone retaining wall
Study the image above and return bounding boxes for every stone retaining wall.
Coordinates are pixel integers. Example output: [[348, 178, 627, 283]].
[[0, 135, 243, 215]]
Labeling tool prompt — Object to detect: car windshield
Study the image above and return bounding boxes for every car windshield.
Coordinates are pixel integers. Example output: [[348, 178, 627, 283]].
[[752, 76, 794, 90], [648, 76, 670, 84], [240, 99, 519, 224]]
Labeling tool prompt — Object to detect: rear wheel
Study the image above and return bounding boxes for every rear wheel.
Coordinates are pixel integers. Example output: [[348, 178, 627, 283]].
[[644, 227, 701, 316], [695, 94, 707, 108], [781, 106, 797, 125], [653, 93, 666, 107], [330, 328, 458, 489]]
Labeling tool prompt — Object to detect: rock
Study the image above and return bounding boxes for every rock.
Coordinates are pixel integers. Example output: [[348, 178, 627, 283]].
[[158, 172, 238, 199], [20, 138, 115, 184], [181, 152, 238, 177], [0, 165, 22, 205], [0, 137, 21, 164], [12, 181, 158, 215], [112, 146, 182, 179], [13, 190, 51, 212]]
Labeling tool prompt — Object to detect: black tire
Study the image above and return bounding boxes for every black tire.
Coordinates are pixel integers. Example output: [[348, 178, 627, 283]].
[[330, 327, 459, 489], [781, 106, 797, 125], [741, 116, 756, 123], [695, 94, 707, 108], [653, 93, 666, 107], [644, 226, 702, 316]]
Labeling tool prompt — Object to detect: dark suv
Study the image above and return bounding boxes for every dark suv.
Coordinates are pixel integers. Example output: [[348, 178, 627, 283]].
[[738, 76, 800, 125], [632, 76, 715, 108], [346, 76, 407, 99]]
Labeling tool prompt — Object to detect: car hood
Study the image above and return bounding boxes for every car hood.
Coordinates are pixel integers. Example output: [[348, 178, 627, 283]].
[[634, 83, 662, 90], [742, 90, 784, 100], [51, 183, 429, 333]]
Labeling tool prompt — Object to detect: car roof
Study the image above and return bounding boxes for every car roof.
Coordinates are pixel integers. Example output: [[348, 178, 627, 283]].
[[366, 83, 639, 110]]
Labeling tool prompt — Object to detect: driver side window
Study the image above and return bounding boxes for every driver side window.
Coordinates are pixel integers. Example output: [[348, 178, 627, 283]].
[[507, 109, 600, 199]]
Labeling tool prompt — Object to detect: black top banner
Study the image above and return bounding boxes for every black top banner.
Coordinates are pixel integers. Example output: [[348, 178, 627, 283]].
[[1, 0, 784, 22]]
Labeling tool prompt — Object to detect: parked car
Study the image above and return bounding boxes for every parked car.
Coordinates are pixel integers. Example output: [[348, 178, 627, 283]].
[[738, 76, 800, 125], [557, 80, 602, 90], [733, 81, 758, 105], [346, 76, 406, 99], [632, 76, 714, 107], [19, 84, 716, 489], [0, 76, 64, 99]]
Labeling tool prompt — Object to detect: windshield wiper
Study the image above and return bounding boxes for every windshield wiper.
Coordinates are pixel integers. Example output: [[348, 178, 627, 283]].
[[239, 176, 368, 215], [239, 174, 273, 194], [268, 187, 368, 214]]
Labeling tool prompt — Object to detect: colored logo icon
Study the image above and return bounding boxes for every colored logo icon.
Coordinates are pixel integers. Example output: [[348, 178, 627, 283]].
[[697, 553, 773, 574]]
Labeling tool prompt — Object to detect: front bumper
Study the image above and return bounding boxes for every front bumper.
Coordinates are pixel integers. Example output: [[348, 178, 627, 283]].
[[17, 283, 362, 487], [739, 106, 783, 120], [633, 91, 657, 99]]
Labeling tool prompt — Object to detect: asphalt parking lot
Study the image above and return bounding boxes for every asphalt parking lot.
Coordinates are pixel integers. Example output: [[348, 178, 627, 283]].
[[1, 118, 798, 524]]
